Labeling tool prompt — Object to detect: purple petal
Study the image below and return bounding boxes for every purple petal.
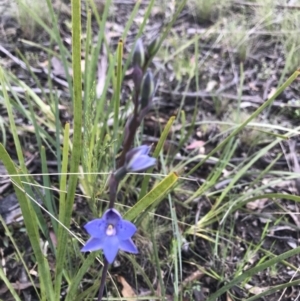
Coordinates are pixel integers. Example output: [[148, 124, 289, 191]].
[[102, 236, 120, 263], [81, 237, 104, 252], [135, 145, 151, 155], [119, 239, 138, 254], [84, 218, 106, 238], [129, 156, 156, 172], [125, 146, 151, 163], [116, 220, 137, 240], [103, 208, 121, 226]]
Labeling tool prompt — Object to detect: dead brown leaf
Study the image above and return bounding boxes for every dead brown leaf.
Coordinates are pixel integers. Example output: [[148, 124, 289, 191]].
[[117, 275, 137, 301], [245, 283, 270, 295], [51, 56, 67, 78], [246, 198, 268, 210], [205, 80, 218, 92], [186, 140, 205, 154]]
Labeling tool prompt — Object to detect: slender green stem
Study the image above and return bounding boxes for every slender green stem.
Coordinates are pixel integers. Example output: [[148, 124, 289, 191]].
[[97, 260, 109, 301]]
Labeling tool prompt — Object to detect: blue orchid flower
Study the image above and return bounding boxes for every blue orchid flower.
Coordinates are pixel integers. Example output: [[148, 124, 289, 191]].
[[81, 208, 138, 263], [125, 145, 156, 172]]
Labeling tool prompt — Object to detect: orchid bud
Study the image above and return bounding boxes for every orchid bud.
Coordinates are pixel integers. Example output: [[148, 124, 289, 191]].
[[140, 70, 154, 109], [132, 65, 143, 92], [147, 36, 160, 57], [132, 38, 145, 68]]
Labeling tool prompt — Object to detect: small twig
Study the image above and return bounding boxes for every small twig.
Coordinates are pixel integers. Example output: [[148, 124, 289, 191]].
[[159, 89, 300, 108], [0, 45, 41, 73], [0, 85, 69, 97], [0, 44, 69, 88]]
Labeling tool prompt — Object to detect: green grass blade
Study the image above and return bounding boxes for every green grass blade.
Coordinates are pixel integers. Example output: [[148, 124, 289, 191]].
[[52, 123, 69, 292], [207, 245, 300, 301], [218, 138, 280, 220], [44, 0, 73, 90], [185, 137, 238, 204], [41, 146, 57, 226], [186, 69, 300, 177], [0, 267, 22, 301], [0, 68, 26, 170], [235, 193, 300, 213], [0, 215, 40, 298], [58, 122, 70, 222], [245, 279, 300, 301], [113, 39, 123, 158], [54, 94, 62, 175], [0, 144, 54, 300], [144, 0, 188, 68], [151, 228, 166, 300], [124, 172, 178, 221], [54, 0, 83, 297], [86, 0, 111, 105], [65, 252, 98, 301]]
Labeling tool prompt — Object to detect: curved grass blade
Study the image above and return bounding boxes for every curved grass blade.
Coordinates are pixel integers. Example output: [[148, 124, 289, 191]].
[[0, 144, 54, 300], [124, 172, 178, 222], [52, 123, 69, 292], [207, 245, 300, 301], [144, 0, 188, 69], [65, 252, 98, 301], [0, 215, 40, 299], [245, 279, 300, 301], [186, 69, 300, 177], [113, 39, 123, 158], [0, 267, 22, 301]]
